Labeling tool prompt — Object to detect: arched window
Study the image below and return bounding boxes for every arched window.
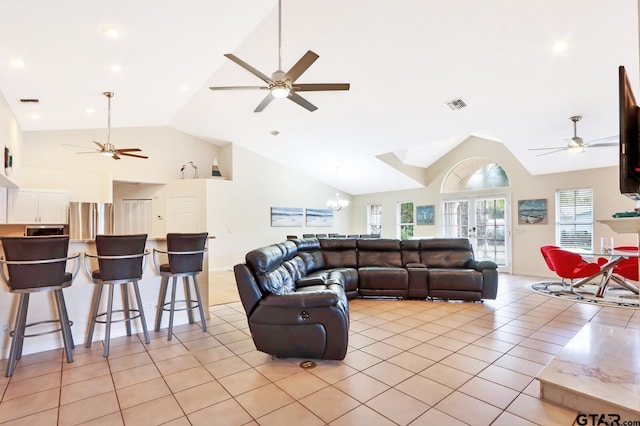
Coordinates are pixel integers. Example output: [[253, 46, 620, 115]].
[[442, 158, 509, 193]]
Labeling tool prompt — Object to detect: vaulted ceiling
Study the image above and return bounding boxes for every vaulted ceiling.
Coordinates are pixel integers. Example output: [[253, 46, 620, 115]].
[[0, 0, 638, 194]]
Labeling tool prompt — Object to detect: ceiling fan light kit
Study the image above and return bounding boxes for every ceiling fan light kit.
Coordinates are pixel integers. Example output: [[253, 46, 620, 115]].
[[327, 193, 349, 211], [209, 0, 350, 112]]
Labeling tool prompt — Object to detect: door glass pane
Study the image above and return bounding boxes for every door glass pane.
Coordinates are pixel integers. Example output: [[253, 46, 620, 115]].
[[442, 200, 469, 237], [475, 198, 506, 265]]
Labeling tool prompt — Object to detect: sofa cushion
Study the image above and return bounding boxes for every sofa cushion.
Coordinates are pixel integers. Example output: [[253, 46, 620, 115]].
[[419, 238, 474, 268], [320, 238, 357, 268], [428, 269, 483, 292], [357, 239, 402, 267], [400, 240, 421, 265]]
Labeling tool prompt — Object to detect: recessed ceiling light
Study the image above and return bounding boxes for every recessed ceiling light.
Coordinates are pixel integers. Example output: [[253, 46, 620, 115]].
[[31, 114, 40, 120], [180, 85, 189, 92], [10, 59, 25, 68], [110, 64, 122, 73], [103, 27, 119, 38], [553, 40, 568, 53], [270, 130, 280, 136], [86, 108, 95, 114]]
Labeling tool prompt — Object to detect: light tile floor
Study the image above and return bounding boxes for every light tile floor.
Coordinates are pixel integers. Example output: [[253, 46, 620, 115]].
[[0, 273, 638, 425]]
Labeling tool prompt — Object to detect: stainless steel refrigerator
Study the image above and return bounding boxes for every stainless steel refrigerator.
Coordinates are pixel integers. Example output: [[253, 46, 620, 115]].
[[68, 202, 114, 240]]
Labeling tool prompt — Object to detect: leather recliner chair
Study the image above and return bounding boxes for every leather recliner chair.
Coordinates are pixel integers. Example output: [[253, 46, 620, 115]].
[[234, 242, 349, 360]]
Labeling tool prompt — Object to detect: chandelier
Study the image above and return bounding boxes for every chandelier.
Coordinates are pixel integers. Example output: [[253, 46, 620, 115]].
[[327, 193, 349, 211]]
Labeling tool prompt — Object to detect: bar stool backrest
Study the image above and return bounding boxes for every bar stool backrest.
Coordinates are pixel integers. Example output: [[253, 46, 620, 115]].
[[1, 236, 70, 290], [166, 233, 208, 274], [95, 234, 147, 281]]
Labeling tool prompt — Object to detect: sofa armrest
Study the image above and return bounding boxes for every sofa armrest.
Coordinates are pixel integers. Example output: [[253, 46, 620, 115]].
[[261, 292, 339, 309], [474, 260, 498, 270], [296, 277, 326, 288]]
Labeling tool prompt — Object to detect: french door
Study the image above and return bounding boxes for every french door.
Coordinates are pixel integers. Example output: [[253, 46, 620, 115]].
[[442, 196, 510, 271]]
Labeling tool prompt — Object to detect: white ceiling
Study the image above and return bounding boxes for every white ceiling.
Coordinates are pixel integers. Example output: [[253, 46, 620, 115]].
[[1, 0, 638, 194]]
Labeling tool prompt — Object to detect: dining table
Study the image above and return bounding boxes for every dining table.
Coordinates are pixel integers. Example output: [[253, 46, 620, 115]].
[[572, 248, 640, 297]]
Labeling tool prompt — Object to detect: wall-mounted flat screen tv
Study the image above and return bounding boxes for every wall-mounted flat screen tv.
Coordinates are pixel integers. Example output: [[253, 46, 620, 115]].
[[619, 65, 640, 200]]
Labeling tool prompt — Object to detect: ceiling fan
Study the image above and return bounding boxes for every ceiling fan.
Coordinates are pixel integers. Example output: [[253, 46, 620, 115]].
[[64, 92, 148, 160], [208, 0, 350, 112], [528, 115, 618, 157]]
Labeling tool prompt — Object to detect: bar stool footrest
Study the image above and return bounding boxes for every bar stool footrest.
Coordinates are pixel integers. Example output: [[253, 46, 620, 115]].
[[10, 319, 74, 339], [93, 309, 145, 324], [160, 300, 201, 312]]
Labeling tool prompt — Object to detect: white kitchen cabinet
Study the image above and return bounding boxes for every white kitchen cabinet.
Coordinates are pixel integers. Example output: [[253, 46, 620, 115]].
[[0, 187, 6, 224], [7, 188, 69, 224]]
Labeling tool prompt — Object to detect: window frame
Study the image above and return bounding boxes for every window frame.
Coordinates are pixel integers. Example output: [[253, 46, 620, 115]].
[[366, 204, 382, 236], [397, 201, 414, 240], [555, 187, 593, 251]]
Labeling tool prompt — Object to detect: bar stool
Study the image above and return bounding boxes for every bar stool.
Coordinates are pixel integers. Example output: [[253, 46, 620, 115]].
[[0, 236, 80, 377], [153, 232, 208, 340], [84, 234, 150, 357]]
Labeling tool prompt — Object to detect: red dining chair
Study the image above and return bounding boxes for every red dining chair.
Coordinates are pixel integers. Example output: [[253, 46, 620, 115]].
[[540, 245, 560, 272], [546, 248, 601, 293]]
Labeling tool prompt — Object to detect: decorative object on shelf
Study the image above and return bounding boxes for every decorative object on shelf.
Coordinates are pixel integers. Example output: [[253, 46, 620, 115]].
[[63, 92, 148, 160], [327, 193, 349, 211], [4, 145, 12, 176], [306, 208, 333, 227], [416, 205, 435, 225], [271, 207, 303, 227], [211, 157, 223, 178], [180, 161, 198, 179], [518, 199, 548, 224]]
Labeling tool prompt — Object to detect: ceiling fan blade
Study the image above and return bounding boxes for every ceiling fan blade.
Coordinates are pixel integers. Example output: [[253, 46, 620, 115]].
[[288, 92, 318, 112], [76, 151, 102, 154], [528, 146, 567, 151], [63, 143, 97, 150], [284, 50, 319, 83], [117, 152, 148, 159], [294, 83, 350, 92], [112, 153, 121, 160], [92, 140, 106, 150], [535, 148, 568, 157], [209, 86, 268, 91], [587, 142, 619, 148], [224, 54, 273, 84], [114, 148, 141, 152], [254, 93, 275, 112]]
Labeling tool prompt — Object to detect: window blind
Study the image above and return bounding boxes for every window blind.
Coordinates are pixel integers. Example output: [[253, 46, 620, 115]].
[[556, 188, 593, 250]]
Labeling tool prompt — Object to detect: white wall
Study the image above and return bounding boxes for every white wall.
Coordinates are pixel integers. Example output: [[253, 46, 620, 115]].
[[350, 136, 637, 277]]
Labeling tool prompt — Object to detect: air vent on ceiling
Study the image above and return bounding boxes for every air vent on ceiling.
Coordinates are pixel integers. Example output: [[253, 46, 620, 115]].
[[19, 98, 39, 103], [446, 98, 467, 110]]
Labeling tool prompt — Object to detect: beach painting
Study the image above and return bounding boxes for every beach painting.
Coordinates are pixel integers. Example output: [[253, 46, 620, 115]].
[[271, 207, 304, 227], [306, 208, 334, 227], [518, 199, 548, 224]]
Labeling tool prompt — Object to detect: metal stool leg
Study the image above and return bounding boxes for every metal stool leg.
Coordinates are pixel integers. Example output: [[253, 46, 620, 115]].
[[6, 294, 29, 377], [103, 284, 115, 357], [121, 283, 132, 336], [155, 277, 168, 332], [184, 276, 194, 324], [57, 288, 75, 349], [168, 276, 178, 341], [191, 275, 207, 333], [133, 281, 150, 344], [86, 284, 103, 348], [54, 289, 74, 363]]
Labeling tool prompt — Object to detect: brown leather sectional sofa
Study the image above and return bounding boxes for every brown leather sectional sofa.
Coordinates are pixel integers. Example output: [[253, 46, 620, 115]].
[[233, 237, 498, 360]]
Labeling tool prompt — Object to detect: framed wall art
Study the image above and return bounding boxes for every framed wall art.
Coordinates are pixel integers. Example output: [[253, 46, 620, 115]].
[[305, 208, 333, 227], [416, 205, 435, 225], [271, 207, 304, 227], [518, 199, 548, 224]]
